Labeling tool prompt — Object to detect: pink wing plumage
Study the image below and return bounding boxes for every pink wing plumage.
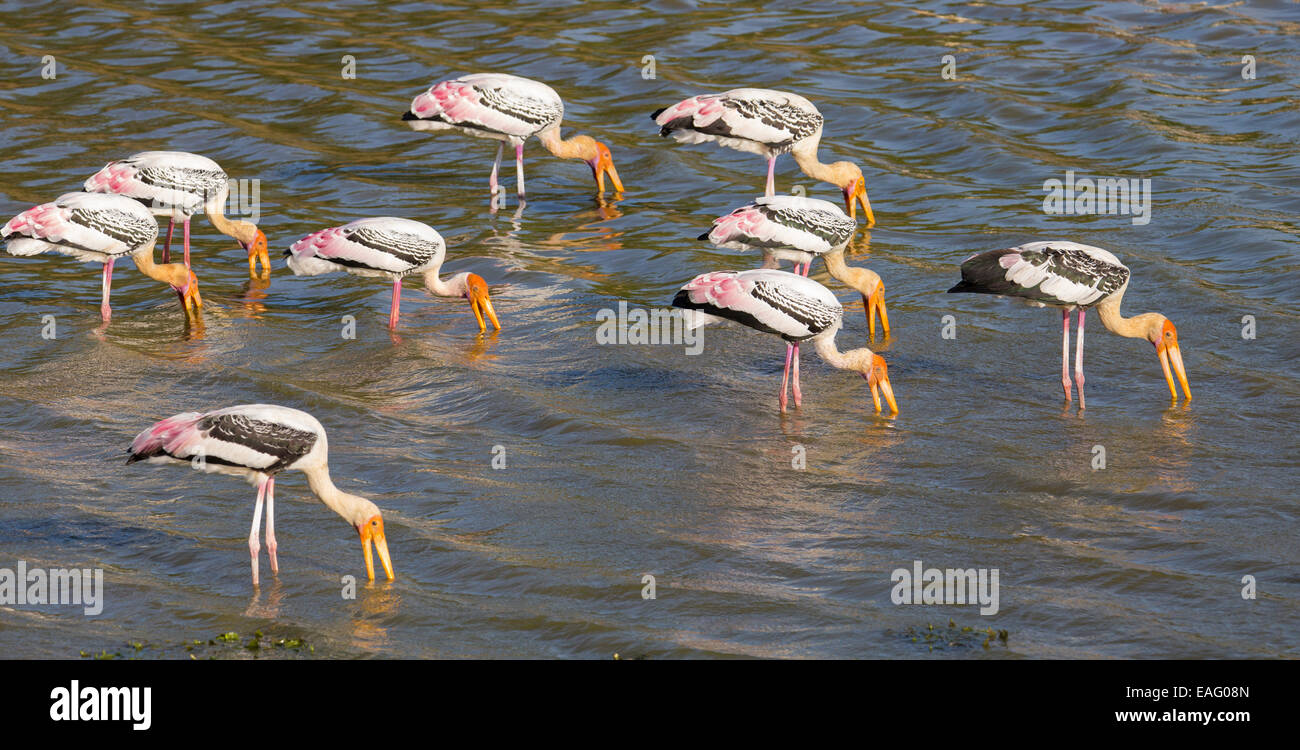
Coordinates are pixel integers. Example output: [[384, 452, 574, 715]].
[[129, 412, 205, 458], [706, 205, 769, 246], [2, 203, 73, 247], [681, 271, 756, 309], [654, 95, 727, 130]]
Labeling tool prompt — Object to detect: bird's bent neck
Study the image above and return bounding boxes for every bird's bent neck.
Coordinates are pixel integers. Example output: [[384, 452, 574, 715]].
[[1095, 286, 1160, 341], [204, 186, 257, 244], [130, 242, 188, 288], [812, 330, 871, 372], [790, 136, 836, 183], [422, 270, 469, 298], [822, 250, 880, 295], [304, 464, 370, 526], [536, 128, 599, 161]]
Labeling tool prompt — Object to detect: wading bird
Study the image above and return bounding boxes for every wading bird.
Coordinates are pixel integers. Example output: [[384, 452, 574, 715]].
[[701, 195, 889, 337], [83, 151, 270, 276], [948, 241, 1191, 407], [2, 192, 201, 322], [652, 88, 873, 223], [673, 269, 897, 414], [286, 217, 500, 331], [127, 404, 395, 586], [402, 73, 624, 204]]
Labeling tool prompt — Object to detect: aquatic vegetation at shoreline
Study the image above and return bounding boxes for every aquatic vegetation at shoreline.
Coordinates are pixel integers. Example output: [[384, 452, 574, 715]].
[[78, 631, 316, 660]]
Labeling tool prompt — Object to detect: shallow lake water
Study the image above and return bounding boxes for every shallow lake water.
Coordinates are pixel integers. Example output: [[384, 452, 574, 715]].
[[0, 0, 1296, 658]]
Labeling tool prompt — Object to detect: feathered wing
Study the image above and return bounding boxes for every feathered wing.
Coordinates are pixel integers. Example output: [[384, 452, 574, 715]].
[[706, 196, 854, 254], [127, 404, 322, 477], [672, 269, 841, 341], [84, 151, 229, 215], [286, 217, 446, 278], [404, 73, 564, 139], [3, 192, 158, 262], [949, 241, 1130, 308], [653, 88, 824, 153]]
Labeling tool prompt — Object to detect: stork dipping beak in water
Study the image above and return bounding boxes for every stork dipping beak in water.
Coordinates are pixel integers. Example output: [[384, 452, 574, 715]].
[[128, 404, 395, 585], [949, 241, 1191, 408], [286, 216, 501, 332], [673, 269, 898, 414]]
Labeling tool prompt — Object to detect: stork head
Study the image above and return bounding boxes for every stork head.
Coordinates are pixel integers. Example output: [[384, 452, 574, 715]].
[[833, 162, 874, 226], [846, 349, 897, 414], [1149, 316, 1191, 401], [232, 222, 269, 277], [463, 273, 501, 333], [573, 135, 624, 195], [355, 506, 395, 582], [172, 268, 203, 318]]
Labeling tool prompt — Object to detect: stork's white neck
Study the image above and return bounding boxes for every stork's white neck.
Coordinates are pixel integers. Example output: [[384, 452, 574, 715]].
[[203, 185, 257, 244], [1095, 285, 1162, 341], [303, 464, 374, 527], [422, 270, 470, 299], [812, 330, 873, 373], [822, 250, 881, 296]]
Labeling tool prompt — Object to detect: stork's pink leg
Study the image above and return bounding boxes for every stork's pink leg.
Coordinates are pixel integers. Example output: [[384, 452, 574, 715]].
[[792, 343, 802, 407], [780, 343, 794, 412], [100, 258, 114, 322], [162, 218, 175, 264], [249, 477, 268, 586], [489, 142, 503, 198], [515, 142, 527, 202], [389, 277, 402, 329], [1061, 308, 1073, 402], [801, 260, 811, 277], [1075, 308, 1087, 410], [265, 476, 278, 575], [182, 217, 191, 269], [765, 156, 776, 198]]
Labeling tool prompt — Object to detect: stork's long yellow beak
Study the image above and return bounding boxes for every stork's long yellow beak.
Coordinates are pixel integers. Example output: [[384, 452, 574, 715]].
[[846, 180, 875, 226], [867, 354, 898, 414], [470, 289, 501, 332], [360, 515, 395, 582], [865, 283, 890, 339], [1159, 342, 1192, 401], [594, 149, 624, 194], [181, 270, 203, 318]]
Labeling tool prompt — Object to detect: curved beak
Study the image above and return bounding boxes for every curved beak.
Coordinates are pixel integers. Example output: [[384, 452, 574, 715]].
[[866, 355, 898, 414], [845, 180, 875, 226], [244, 231, 270, 277], [469, 287, 501, 332], [360, 518, 395, 582], [865, 283, 890, 339], [592, 151, 625, 195], [1158, 341, 1191, 401], [179, 270, 203, 318]]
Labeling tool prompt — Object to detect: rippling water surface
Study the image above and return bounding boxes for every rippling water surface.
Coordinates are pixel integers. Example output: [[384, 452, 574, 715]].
[[0, 0, 1297, 658]]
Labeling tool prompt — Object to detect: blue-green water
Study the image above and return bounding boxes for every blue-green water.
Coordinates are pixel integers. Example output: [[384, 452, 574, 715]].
[[0, 0, 1297, 658]]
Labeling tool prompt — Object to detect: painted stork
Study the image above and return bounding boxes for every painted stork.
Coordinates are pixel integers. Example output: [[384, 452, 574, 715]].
[[948, 241, 1191, 407], [672, 269, 897, 414], [701, 195, 889, 338], [402, 73, 624, 204], [652, 88, 873, 223], [286, 217, 501, 332], [127, 404, 395, 586], [2, 192, 201, 322], [83, 151, 270, 276]]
